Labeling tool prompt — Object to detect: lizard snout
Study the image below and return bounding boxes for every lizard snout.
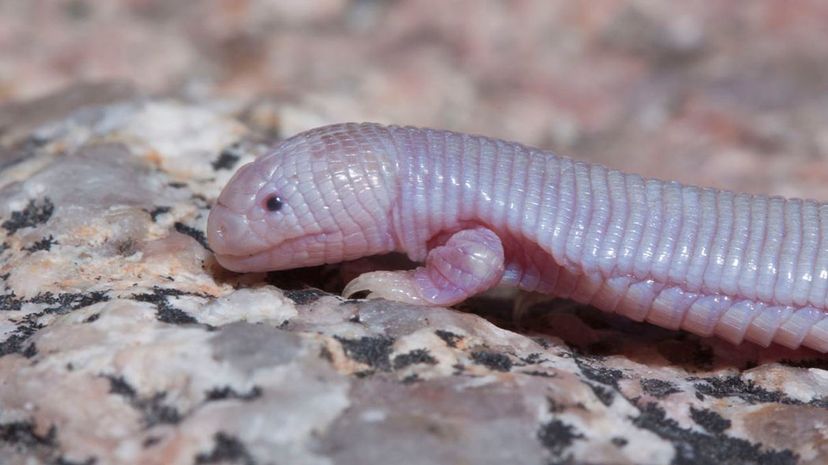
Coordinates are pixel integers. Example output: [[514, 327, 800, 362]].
[[206, 202, 269, 257]]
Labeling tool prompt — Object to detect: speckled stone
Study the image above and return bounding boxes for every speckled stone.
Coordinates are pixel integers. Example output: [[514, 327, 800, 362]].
[[1, 91, 827, 465]]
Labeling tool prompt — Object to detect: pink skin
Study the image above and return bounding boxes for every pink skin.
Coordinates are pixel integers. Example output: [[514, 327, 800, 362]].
[[208, 123, 828, 352]]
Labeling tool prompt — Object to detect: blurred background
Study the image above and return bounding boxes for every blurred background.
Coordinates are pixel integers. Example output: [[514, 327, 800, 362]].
[[2, 0, 828, 198]]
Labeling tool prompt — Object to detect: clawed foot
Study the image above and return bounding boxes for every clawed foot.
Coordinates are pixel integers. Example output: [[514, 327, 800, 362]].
[[342, 270, 428, 305], [342, 226, 506, 307]]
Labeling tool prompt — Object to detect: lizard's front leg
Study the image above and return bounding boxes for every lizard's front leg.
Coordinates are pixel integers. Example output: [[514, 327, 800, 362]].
[[342, 226, 505, 306]]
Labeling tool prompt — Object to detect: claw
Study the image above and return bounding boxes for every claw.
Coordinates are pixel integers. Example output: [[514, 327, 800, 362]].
[[341, 270, 427, 305], [342, 274, 377, 299]]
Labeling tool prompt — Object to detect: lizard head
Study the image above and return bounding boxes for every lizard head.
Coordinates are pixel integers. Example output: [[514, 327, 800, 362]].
[[207, 123, 399, 272]]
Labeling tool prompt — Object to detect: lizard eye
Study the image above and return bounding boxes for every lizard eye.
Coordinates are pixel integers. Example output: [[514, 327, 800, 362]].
[[264, 194, 283, 212]]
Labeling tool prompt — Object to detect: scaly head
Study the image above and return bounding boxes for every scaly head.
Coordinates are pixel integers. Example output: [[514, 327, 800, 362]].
[[207, 123, 399, 272]]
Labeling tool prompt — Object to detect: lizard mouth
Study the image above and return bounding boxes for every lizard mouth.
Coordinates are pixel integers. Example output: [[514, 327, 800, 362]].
[[208, 200, 332, 272], [212, 232, 329, 273]]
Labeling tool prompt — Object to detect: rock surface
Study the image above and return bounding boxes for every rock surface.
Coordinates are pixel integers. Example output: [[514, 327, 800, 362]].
[[1, 89, 827, 465]]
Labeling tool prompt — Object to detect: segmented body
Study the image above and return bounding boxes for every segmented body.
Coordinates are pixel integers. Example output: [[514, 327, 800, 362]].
[[209, 123, 828, 352]]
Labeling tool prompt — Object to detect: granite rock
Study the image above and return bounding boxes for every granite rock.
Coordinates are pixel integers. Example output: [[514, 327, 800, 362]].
[[0, 92, 826, 465]]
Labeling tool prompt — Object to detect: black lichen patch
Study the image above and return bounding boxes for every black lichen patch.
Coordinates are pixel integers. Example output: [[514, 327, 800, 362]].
[[22, 342, 37, 358], [174, 221, 211, 251], [632, 402, 797, 465], [2, 198, 55, 234], [532, 337, 552, 350], [521, 370, 555, 378], [695, 376, 828, 408], [139, 393, 182, 426], [131, 286, 203, 325], [191, 193, 212, 210], [84, 313, 100, 323], [575, 361, 624, 390], [154, 305, 196, 325], [24, 235, 56, 252], [521, 352, 544, 364], [690, 407, 731, 434], [0, 292, 24, 311], [0, 421, 61, 462], [611, 437, 628, 447], [108, 375, 137, 398], [205, 386, 262, 402], [640, 378, 681, 399], [572, 356, 624, 407], [435, 329, 462, 348], [693, 376, 791, 405], [212, 146, 242, 171], [196, 432, 256, 465], [470, 350, 512, 372], [335, 335, 394, 371], [115, 238, 139, 256], [0, 321, 43, 357], [537, 418, 584, 463], [0, 421, 56, 448], [0, 289, 106, 354], [282, 288, 328, 305], [587, 382, 616, 407], [107, 375, 181, 426], [392, 349, 437, 370], [31, 291, 109, 315], [148, 206, 171, 222]]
